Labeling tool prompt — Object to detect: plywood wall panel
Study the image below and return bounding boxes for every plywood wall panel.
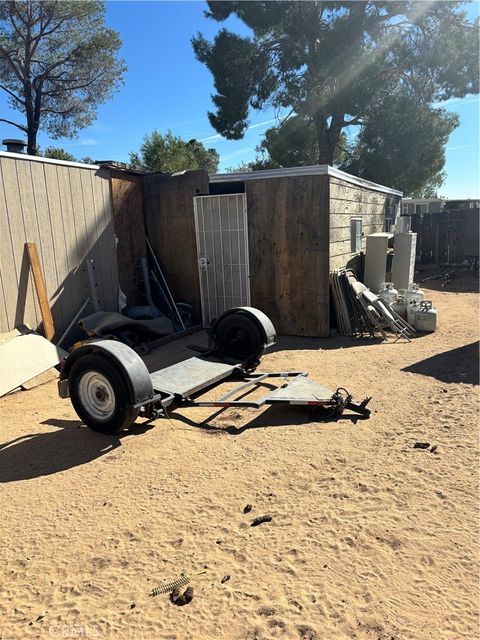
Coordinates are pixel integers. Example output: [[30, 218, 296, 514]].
[[143, 170, 209, 322], [110, 173, 146, 305], [247, 174, 330, 337]]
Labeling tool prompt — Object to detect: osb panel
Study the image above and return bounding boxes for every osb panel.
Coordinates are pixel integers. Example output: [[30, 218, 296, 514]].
[[246, 174, 330, 337]]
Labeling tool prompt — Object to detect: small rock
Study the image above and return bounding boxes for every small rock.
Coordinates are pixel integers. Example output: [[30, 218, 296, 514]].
[[413, 442, 430, 449], [171, 586, 194, 606], [130, 603, 136, 609], [251, 515, 273, 527], [221, 575, 230, 584], [216, 539, 222, 544], [430, 445, 438, 454], [243, 504, 253, 514]]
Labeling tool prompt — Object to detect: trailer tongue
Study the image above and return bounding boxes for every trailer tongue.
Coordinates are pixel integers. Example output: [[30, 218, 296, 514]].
[[58, 307, 371, 434]]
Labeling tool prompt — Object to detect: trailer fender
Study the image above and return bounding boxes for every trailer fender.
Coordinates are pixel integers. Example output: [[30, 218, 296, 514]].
[[59, 340, 154, 405]]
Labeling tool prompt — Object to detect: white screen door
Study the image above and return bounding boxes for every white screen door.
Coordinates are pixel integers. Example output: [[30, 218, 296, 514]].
[[193, 193, 250, 326]]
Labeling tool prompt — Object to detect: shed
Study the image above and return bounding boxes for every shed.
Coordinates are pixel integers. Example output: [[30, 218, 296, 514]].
[[0, 152, 402, 342], [147, 166, 401, 337]]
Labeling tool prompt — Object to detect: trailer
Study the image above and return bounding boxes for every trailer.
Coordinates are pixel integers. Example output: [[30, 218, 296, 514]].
[[58, 307, 371, 433]]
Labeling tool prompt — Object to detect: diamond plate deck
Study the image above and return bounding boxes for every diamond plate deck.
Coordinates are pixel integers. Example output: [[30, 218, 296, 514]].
[[265, 376, 334, 403], [150, 357, 238, 397]]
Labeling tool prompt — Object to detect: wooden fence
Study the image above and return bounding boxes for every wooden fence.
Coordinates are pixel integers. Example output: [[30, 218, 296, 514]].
[[411, 208, 480, 265]]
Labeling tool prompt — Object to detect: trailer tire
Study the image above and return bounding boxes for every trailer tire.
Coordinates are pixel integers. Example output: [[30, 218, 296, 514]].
[[69, 354, 139, 433], [212, 312, 264, 359]]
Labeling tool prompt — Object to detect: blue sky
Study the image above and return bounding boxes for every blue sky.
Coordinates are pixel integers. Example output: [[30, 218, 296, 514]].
[[1, 1, 478, 198]]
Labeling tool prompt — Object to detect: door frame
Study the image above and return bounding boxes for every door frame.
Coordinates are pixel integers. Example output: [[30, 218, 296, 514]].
[[193, 193, 251, 326]]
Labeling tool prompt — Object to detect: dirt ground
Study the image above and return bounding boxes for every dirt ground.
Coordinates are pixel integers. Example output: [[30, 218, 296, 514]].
[[0, 270, 478, 640]]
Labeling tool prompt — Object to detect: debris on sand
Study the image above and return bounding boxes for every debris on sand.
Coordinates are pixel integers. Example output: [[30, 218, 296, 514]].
[[170, 585, 194, 606], [251, 515, 273, 527]]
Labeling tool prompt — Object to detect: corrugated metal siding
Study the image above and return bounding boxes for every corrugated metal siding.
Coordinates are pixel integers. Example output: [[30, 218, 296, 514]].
[[0, 155, 119, 338]]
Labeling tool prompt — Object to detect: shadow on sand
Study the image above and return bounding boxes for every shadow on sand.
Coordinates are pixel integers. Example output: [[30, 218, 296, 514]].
[[0, 419, 154, 483], [402, 341, 479, 385], [170, 404, 368, 436]]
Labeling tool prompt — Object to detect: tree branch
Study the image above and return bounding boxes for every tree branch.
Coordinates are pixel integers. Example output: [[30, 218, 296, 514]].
[[0, 83, 24, 106], [0, 118, 28, 133]]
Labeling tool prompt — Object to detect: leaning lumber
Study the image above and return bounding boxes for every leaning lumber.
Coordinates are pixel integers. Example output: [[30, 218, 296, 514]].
[[26, 242, 55, 341], [330, 268, 416, 342]]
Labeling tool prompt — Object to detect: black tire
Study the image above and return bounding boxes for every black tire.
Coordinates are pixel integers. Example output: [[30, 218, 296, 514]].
[[69, 354, 138, 433], [212, 312, 264, 359]]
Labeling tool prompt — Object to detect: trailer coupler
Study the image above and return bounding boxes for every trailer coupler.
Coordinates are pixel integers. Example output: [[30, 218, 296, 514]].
[[345, 396, 372, 417]]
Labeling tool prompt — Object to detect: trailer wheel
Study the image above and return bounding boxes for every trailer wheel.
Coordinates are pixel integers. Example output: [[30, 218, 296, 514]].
[[69, 354, 139, 433]]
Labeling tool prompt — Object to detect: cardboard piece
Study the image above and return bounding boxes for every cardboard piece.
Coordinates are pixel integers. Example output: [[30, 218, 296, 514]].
[[0, 333, 66, 397]]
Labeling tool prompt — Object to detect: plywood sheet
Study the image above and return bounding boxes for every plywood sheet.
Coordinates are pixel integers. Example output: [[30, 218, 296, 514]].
[[111, 173, 146, 304], [0, 333, 66, 397], [143, 170, 209, 322], [246, 174, 330, 337]]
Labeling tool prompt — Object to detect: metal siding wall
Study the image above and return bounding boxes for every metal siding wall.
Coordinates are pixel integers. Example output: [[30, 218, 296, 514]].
[[0, 156, 119, 339]]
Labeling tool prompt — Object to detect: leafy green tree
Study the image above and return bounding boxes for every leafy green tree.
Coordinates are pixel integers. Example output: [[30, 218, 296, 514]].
[[255, 116, 347, 168], [130, 130, 220, 174], [43, 146, 77, 162], [193, 1, 478, 166], [340, 95, 458, 196], [0, 1, 126, 155]]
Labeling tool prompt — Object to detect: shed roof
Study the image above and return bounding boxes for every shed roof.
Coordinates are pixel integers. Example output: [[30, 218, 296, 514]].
[[211, 164, 402, 197]]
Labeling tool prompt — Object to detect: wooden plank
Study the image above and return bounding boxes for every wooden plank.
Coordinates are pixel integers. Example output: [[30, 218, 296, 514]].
[[328, 178, 400, 272], [330, 222, 386, 243], [111, 173, 146, 304], [329, 179, 394, 206], [26, 242, 55, 340], [143, 170, 209, 322], [0, 333, 66, 397], [247, 174, 330, 337], [21, 367, 58, 390]]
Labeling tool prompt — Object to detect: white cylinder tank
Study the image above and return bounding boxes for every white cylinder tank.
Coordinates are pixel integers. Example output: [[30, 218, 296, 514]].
[[391, 290, 407, 320], [415, 301, 437, 332], [407, 299, 421, 327], [378, 282, 399, 306], [404, 283, 425, 307]]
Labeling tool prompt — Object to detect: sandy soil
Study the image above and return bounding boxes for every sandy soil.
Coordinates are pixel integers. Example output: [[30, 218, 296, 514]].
[[0, 272, 478, 640]]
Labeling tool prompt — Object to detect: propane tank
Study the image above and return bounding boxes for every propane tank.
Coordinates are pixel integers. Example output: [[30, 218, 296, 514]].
[[377, 282, 398, 306], [407, 299, 421, 327], [404, 283, 425, 307], [415, 300, 437, 332], [391, 290, 407, 320]]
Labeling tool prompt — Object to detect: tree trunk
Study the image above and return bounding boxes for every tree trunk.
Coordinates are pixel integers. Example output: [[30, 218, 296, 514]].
[[313, 112, 341, 166], [27, 128, 38, 156]]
